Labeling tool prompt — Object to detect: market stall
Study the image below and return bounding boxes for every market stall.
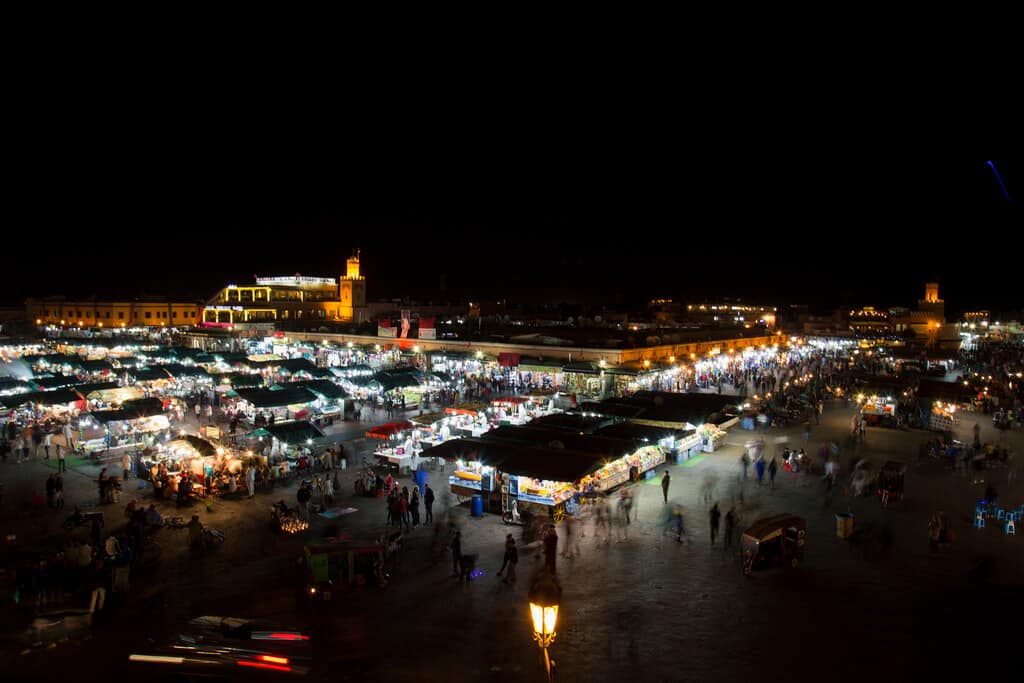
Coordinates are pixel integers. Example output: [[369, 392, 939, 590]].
[[284, 379, 348, 426], [856, 393, 897, 426], [366, 420, 418, 473], [698, 423, 727, 453], [445, 403, 491, 437], [82, 397, 170, 453], [232, 386, 319, 423]]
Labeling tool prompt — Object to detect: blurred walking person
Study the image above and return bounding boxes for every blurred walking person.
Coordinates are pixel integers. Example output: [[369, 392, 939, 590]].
[[768, 457, 778, 490], [724, 505, 736, 548], [709, 503, 721, 545]]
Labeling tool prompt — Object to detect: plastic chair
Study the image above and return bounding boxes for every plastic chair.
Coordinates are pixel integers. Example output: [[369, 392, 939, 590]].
[[996, 509, 1005, 521], [1007, 519, 1015, 536], [974, 514, 985, 529]]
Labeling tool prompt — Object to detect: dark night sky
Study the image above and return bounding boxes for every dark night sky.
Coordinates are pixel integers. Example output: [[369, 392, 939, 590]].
[[4, 80, 1019, 316]]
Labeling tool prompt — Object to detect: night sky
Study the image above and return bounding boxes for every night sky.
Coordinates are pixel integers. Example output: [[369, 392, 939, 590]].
[[5, 100, 1019, 315]]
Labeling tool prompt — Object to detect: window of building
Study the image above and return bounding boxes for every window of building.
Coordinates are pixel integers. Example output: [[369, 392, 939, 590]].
[[118, 311, 125, 320], [86, 311, 91, 318], [172, 311, 177, 318], [106, 312, 111, 319], [145, 312, 151, 319]]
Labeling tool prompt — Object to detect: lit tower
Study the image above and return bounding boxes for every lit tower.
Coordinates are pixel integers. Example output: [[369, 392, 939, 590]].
[[917, 282, 945, 321], [339, 248, 366, 321]]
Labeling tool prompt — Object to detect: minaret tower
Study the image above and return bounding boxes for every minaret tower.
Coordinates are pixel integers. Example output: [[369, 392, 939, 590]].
[[339, 248, 366, 321]]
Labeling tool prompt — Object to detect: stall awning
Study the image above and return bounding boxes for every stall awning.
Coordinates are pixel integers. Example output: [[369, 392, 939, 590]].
[[129, 367, 173, 382], [31, 375, 83, 390], [167, 435, 218, 457], [410, 412, 448, 426], [446, 402, 488, 416], [529, 413, 615, 434], [365, 421, 414, 439], [1, 389, 82, 409], [80, 359, 114, 373], [491, 396, 528, 407], [85, 386, 146, 404], [279, 358, 333, 378], [498, 449, 604, 483], [595, 421, 688, 444], [561, 361, 603, 375], [91, 397, 166, 423], [286, 379, 349, 400], [35, 354, 83, 369], [72, 381, 121, 397], [519, 363, 564, 374], [234, 387, 318, 408], [374, 369, 425, 391], [156, 363, 211, 380], [484, 425, 637, 460], [265, 420, 325, 445], [215, 372, 265, 388]]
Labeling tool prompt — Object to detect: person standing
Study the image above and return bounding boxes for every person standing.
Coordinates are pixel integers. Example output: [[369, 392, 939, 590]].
[[54, 473, 65, 510], [740, 451, 749, 480], [543, 525, 558, 575], [450, 530, 463, 577], [424, 484, 435, 524], [46, 473, 57, 509], [755, 456, 766, 486], [768, 457, 778, 490], [709, 503, 721, 545], [724, 505, 736, 548], [497, 533, 515, 577], [121, 452, 132, 482], [502, 537, 518, 584], [44, 432, 52, 460], [410, 487, 421, 527], [297, 482, 312, 522], [56, 441, 66, 473], [245, 465, 256, 499], [661, 470, 671, 503]]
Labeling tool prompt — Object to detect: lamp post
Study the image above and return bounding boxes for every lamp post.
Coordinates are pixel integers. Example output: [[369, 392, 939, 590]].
[[529, 571, 562, 682]]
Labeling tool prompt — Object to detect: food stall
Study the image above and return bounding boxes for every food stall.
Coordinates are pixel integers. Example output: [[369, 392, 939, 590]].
[[928, 400, 959, 432], [284, 379, 348, 426], [856, 393, 897, 426], [82, 397, 170, 453], [499, 449, 604, 521], [366, 421, 418, 473], [578, 445, 665, 491], [262, 420, 326, 461], [489, 396, 532, 425], [443, 403, 491, 436], [232, 386, 319, 423], [698, 423, 727, 453], [409, 412, 460, 450]]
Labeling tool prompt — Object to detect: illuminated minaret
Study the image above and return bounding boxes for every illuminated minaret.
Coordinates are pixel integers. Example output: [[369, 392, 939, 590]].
[[339, 248, 366, 321]]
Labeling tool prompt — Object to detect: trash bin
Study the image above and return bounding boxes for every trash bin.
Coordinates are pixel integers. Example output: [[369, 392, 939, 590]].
[[470, 495, 484, 518], [835, 512, 855, 539]]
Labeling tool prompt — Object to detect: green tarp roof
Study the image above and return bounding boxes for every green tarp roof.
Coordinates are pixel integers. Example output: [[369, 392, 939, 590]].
[[286, 379, 348, 400], [234, 387, 317, 408], [91, 397, 166, 423], [264, 420, 325, 444], [1, 389, 82, 408]]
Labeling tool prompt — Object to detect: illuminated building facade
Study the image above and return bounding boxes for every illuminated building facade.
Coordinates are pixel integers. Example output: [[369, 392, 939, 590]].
[[201, 250, 367, 326], [26, 297, 202, 328]]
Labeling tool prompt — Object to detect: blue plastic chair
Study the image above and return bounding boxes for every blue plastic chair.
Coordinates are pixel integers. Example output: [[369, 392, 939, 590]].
[[975, 514, 985, 529], [1007, 519, 1016, 536], [996, 509, 1005, 520]]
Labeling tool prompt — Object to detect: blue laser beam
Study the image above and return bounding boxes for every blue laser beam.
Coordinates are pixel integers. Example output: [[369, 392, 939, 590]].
[[986, 160, 1012, 203]]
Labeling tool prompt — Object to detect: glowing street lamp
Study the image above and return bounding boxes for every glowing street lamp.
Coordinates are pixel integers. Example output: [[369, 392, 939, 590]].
[[529, 571, 562, 683]]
